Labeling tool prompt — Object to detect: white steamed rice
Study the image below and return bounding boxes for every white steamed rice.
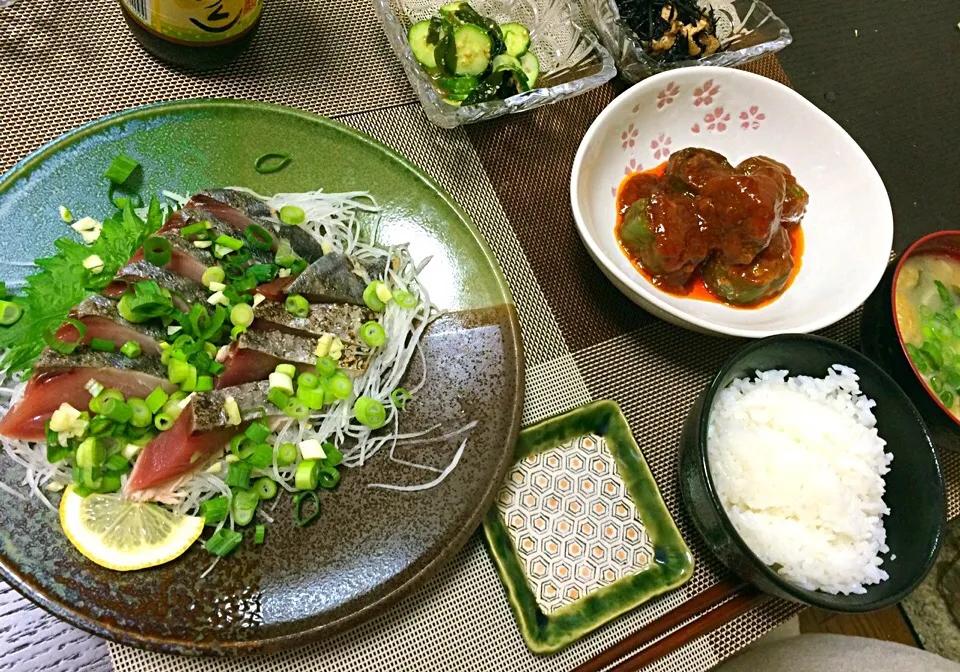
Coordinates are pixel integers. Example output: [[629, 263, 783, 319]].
[[707, 365, 893, 595]]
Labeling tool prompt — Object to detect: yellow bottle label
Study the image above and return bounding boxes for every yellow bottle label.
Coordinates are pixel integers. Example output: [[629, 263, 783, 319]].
[[122, 0, 263, 45]]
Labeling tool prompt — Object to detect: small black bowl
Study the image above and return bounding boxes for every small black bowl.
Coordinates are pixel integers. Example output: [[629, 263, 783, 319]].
[[679, 334, 946, 611]]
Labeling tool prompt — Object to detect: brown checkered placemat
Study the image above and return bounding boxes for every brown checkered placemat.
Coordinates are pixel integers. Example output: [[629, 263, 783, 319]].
[[4, 2, 960, 671]]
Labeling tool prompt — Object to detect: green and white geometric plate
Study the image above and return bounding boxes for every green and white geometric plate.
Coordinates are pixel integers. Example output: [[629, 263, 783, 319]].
[[483, 400, 694, 653]]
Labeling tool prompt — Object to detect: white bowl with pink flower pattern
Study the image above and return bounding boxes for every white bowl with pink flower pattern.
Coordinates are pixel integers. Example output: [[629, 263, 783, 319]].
[[570, 67, 893, 338]]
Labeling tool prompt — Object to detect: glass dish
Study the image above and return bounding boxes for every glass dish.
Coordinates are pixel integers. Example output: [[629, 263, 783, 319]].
[[583, 0, 792, 83], [374, 0, 617, 128]]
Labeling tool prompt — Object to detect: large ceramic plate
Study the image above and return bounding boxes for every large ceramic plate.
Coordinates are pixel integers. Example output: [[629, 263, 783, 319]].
[[0, 100, 523, 654]]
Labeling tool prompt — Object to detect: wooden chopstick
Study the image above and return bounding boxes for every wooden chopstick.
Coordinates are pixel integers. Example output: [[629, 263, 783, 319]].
[[571, 579, 754, 672]]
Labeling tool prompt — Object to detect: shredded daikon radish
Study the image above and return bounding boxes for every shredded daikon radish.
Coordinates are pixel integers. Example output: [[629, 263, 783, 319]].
[[368, 438, 468, 492]]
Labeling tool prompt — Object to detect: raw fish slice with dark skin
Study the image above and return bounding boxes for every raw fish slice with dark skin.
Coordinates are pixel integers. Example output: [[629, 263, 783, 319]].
[[125, 381, 284, 498], [55, 295, 165, 355], [103, 260, 209, 311], [215, 329, 369, 388], [252, 300, 371, 342], [0, 349, 174, 441], [285, 252, 388, 306], [191, 189, 326, 262]]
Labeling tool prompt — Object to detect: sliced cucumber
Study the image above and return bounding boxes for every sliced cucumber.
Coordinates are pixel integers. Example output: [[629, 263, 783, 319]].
[[439, 1, 466, 18], [408, 21, 437, 69], [520, 51, 539, 88], [438, 76, 480, 96], [452, 24, 492, 76], [500, 22, 531, 57], [491, 54, 529, 92]]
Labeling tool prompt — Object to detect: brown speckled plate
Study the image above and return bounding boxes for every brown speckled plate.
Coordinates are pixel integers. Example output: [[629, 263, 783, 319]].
[[0, 100, 523, 654]]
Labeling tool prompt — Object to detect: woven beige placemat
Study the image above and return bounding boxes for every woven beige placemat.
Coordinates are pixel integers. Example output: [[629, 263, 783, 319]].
[[4, 2, 959, 671]]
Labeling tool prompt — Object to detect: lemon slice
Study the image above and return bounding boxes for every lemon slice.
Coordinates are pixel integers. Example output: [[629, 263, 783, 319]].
[[59, 485, 204, 571]]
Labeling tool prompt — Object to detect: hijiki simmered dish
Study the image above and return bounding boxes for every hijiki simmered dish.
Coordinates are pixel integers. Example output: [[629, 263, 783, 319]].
[[0, 154, 463, 572], [616, 148, 809, 306]]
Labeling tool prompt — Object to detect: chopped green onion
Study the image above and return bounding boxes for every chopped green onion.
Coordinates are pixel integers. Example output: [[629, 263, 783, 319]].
[[201, 496, 230, 525], [360, 321, 386, 347], [393, 290, 418, 309], [318, 466, 340, 489], [363, 282, 386, 311], [279, 205, 305, 225], [391, 387, 412, 410], [247, 443, 274, 468], [127, 398, 153, 428], [232, 489, 259, 526], [354, 396, 387, 429], [0, 300, 22, 326], [277, 442, 299, 466], [215, 235, 245, 252], [89, 337, 116, 353], [104, 153, 139, 184], [154, 412, 175, 431], [941, 390, 956, 408], [328, 371, 352, 400], [293, 491, 321, 526], [101, 398, 133, 424], [290, 258, 308, 275], [145, 387, 169, 414], [119, 340, 142, 358], [297, 372, 320, 389], [274, 240, 300, 268], [167, 358, 190, 384], [143, 237, 172, 266], [254, 524, 266, 544], [315, 356, 336, 378], [96, 473, 122, 493], [224, 396, 242, 425], [254, 152, 291, 174], [269, 371, 294, 395], [230, 303, 254, 328], [180, 221, 210, 238], [196, 375, 214, 392], [88, 416, 114, 436], [205, 528, 243, 557], [202, 266, 225, 288], [283, 397, 310, 419], [181, 364, 199, 392], [295, 459, 320, 490], [296, 384, 325, 410], [245, 422, 271, 443], [84, 378, 105, 398], [324, 443, 343, 467], [275, 363, 297, 378], [59, 205, 74, 223], [76, 438, 106, 468], [209, 361, 226, 376], [254, 476, 278, 500], [267, 387, 290, 410], [230, 324, 247, 340], [104, 453, 131, 474], [43, 318, 86, 354], [225, 461, 253, 489], [244, 224, 274, 250], [285, 294, 309, 318]]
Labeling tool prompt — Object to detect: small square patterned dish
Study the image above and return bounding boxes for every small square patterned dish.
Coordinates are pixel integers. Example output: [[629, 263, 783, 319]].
[[483, 400, 694, 653]]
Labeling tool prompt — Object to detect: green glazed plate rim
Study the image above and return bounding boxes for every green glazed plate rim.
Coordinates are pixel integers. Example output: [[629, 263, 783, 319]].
[[0, 99, 524, 654], [483, 400, 694, 654]]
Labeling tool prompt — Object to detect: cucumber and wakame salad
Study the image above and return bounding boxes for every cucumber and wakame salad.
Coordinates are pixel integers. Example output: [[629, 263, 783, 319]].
[[408, 2, 540, 106]]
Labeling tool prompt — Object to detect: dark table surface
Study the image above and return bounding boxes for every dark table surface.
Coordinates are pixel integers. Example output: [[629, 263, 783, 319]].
[[2, 1, 959, 670]]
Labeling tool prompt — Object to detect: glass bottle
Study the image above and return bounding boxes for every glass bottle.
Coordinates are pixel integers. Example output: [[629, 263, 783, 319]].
[[119, 0, 264, 70]]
